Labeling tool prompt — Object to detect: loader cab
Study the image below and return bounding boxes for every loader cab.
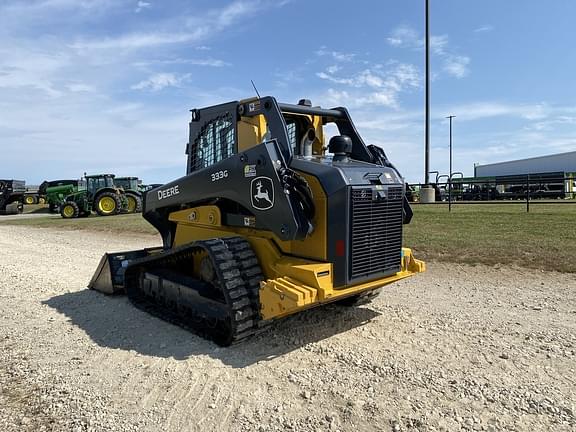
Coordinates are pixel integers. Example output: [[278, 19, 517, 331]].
[[186, 97, 375, 174], [85, 175, 115, 195]]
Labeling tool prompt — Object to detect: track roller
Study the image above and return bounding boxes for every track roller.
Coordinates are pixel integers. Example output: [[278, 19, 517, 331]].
[[124, 237, 264, 346]]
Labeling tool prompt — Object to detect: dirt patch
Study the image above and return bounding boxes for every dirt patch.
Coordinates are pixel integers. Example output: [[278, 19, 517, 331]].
[[0, 225, 574, 431]]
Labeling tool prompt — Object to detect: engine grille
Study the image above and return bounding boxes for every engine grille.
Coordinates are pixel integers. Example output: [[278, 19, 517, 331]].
[[349, 186, 403, 281]]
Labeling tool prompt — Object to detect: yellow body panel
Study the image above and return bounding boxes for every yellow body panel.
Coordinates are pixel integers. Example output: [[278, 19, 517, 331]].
[[236, 97, 326, 156], [260, 247, 424, 319], [169, 205, 425, 321], [275, 173, 327, 261], [238, 114, 267, 152]]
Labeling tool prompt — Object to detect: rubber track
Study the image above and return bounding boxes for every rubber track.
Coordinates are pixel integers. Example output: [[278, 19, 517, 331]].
[[125, 237, 264, 346]]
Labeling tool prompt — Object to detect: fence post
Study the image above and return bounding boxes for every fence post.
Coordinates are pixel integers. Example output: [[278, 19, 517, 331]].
[[448, 178, 452, 212], [526, 174, 530, 213]]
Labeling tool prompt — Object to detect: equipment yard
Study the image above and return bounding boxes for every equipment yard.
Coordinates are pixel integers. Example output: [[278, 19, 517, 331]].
[[0, 224, 574, 432]]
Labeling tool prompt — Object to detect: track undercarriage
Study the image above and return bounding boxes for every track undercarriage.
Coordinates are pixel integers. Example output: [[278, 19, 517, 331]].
[[119, 237, 265, 345]]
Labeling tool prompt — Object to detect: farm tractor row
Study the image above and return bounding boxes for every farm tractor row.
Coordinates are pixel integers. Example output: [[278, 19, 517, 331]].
[[55, 175, 147, 219], [3, 174, 156, 218]]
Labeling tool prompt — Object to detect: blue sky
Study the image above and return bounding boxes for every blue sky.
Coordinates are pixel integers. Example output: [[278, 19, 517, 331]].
[[1, 0, 575, 184]]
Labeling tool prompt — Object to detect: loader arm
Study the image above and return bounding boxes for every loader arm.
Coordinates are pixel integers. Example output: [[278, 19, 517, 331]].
[[143, 139, 313, 248]]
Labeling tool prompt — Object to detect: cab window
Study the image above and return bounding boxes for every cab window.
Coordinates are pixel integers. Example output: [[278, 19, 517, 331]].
[[190, 114, 235, 171]]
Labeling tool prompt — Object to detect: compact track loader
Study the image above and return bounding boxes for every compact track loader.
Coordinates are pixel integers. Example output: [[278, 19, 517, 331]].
[[90, 97, 425, 346]]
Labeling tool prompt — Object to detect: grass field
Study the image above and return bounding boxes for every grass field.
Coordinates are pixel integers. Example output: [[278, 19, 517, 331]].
[[1, 211, 157, 235], [405, 203, 575, 273], [3, 203, 575, 272]]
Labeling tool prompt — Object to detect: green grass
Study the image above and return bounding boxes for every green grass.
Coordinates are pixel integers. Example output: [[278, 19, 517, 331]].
[[0, 212, 157, 235], [404, 204, 576, 273], [22, 204, 48, 214], [2, 203, 575, 272]]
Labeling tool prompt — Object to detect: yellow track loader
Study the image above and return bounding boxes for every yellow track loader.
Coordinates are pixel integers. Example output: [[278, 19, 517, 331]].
[[90, 97, 425, 346]]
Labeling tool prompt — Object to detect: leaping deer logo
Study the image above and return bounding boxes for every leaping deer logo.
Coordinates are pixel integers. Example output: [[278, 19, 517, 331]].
[[251, 177, 274, 210], [254, 181, 271, 204]]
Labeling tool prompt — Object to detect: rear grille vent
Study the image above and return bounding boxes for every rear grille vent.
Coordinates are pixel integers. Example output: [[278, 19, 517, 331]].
[[349, 187, 403, 280]]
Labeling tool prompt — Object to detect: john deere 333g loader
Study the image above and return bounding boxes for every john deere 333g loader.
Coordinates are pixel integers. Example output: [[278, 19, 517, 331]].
[[90, 97, 425, 346]]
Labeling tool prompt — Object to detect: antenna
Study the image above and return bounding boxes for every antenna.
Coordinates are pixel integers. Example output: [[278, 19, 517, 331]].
[[250, 79, 261, 99]]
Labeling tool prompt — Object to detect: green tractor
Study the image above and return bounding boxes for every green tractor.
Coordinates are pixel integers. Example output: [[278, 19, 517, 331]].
[[60, 174, 127, 219], [41, 180, 81, 213], [113, 176, 143, 213]]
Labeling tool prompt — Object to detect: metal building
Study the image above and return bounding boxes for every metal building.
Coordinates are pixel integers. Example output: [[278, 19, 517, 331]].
[[474, 151, 576, 177]]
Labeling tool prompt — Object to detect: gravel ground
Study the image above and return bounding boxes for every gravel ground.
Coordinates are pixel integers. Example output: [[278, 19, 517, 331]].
[[0, 225, 574, 432]]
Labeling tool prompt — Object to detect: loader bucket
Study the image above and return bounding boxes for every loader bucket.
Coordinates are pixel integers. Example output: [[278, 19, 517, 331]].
[[89, 248, 161, 294]]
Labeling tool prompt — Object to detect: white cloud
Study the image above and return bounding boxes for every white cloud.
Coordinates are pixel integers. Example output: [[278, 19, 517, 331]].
[[0, 0, 126, 29], [0, 49, 70, 97], [316, 72, 353, 86], [387, 25, 470, 80], [386, 25, 421, 49], [212, 0, 252, 27], [135, 1, 151, 13], [70, 32, 203, 51], [273, 69, 304, 88], [66, 82, 96, 92], [317, 69, 386, 89], [177, 58, 229, 67], [526, 116, 576, 131], [2, 0, 122, 12], [386, 27, 447, 55], [430, 35, 448, 55], [71, 0, 272, 52], [131, 73, 190, 91], [442, 102, 551, 122], [133, 58, 230, 68], [316, 63, 420, 108], [315, 48, 355, 62], [443, 55, 470, 78], [326, 65, 340, 74], [474, 25, 494, 33], [319, 88, 351, 107], [352, 110, 421, 132]]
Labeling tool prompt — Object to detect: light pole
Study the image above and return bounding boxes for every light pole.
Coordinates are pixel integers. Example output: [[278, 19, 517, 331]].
[[420, 0, 435, 203], [446, 115, 455, 211], [425, 0, 430, 187]]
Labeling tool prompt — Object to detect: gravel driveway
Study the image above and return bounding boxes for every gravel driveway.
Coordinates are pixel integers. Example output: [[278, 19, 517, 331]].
[[0, 225, 574, 432]]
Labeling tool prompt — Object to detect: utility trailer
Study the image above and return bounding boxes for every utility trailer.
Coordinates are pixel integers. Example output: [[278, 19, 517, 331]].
[[0, 180, 25, 215], [22, 185, 44, 205]]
